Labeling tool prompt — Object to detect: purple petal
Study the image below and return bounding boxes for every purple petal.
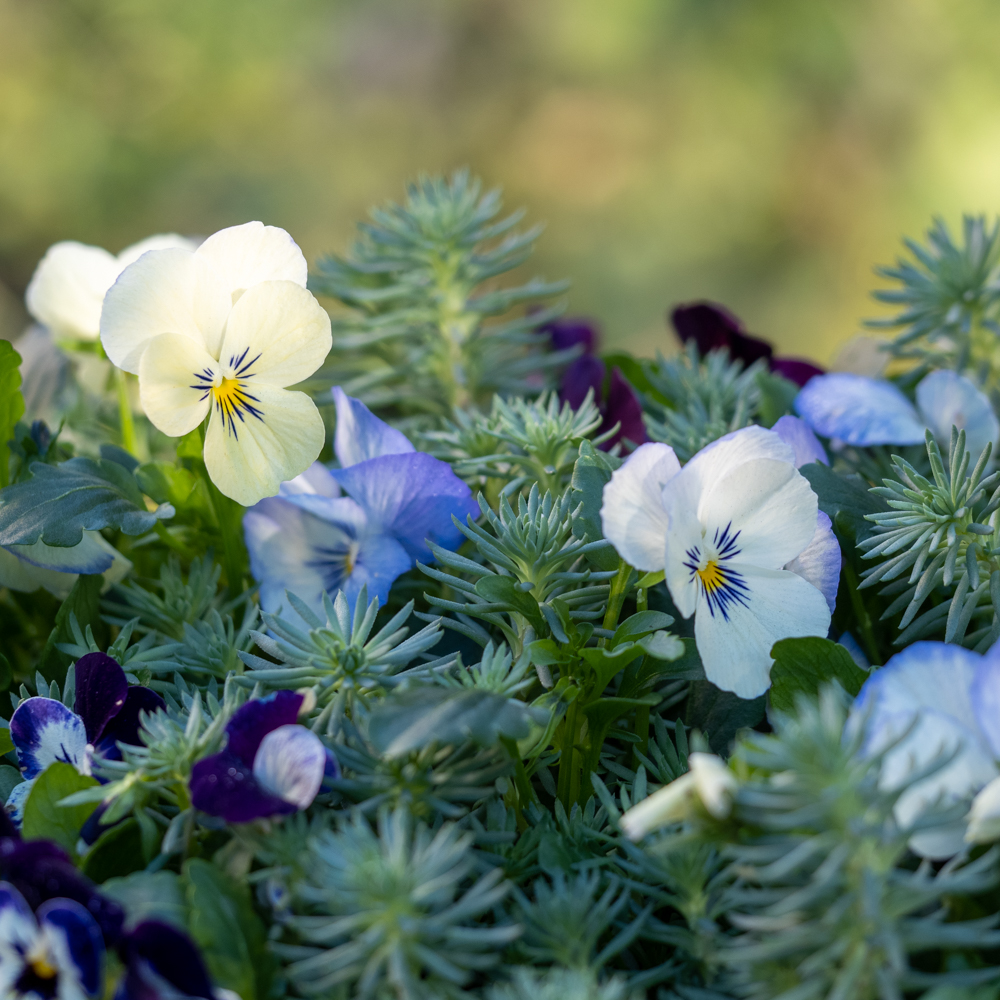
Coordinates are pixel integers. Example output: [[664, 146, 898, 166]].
[[772, 414, 829, 468], [670, 302, 773, 365], [252, 725, 327, 808], [601, 367, 647, 450], [118, 921, 214, 1000], [771, 357, 824, 387], [74, 652, 128, 744], [225, 691, 304, 763], [560, 355, 605, 411], [332, 387, 414, 467], [795, 373, 926, 446], [784, 511, 841, 612], [94, 688, 166, 759], [189, 750, 295, 823], [541, 317, 598, 354], [37, 897, 105, 997], [0, 880, 33, 922], [329, 452, 479, 561], [10, 698, 89, 779]]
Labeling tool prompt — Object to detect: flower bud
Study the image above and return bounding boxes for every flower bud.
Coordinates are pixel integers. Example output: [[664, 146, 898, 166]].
[[966, 775, 1000, 844]]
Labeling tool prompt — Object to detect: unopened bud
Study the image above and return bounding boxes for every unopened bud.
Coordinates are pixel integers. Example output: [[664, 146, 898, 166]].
[[966, 775, 1000, 844]]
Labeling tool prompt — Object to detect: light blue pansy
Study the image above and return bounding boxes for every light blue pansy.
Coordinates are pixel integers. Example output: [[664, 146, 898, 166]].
[[243, 387, 479, 621], [849, 640, 1000, 858]]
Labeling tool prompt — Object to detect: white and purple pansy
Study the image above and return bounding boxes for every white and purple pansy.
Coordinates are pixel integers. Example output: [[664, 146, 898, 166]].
[[243, 387, 479, 621], [5, 654, 165, 824], [0, 880, 105, 999], [189, 690, 338, 824]]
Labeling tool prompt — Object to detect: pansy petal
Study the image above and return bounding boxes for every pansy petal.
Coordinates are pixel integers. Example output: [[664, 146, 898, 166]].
[[0, 881, 34, 924], [138, 333, 217, 437], [26, 241, 118, 342], [225, 691, 304, 763], [278, 461, 341, 500], [94, 687, 165, 758], [771, 414, 828, 468], [10, 698, 89, 780], [100, 249, 230, 374], [971, 645, 1000, 758], [784, 512, 841, 612], [693, 565, 831, 699], [916, 369, 999, 460], [115, 233, 198, 269], [332, 387, 415, 467], [0, 547, 77, 597], [118, 921, 214, 1000], [73, 653, 128, 744], [600, 443, 680, 573], [4, 781, 32, 826], [219, 281, 332, 388], [189, 749, 295, 823], [195, 221, 307, 296], [770, 357, 824, 387], [38, 898, 104, 997], [795, 373, 926, 445], [671, 302, 773, 364], [541, 317, 597, 354], [4, 533, 115, 576], [204, 384, 325, 507], [252, 725, 327, 808], [603, 367, 646, 449], [561, 355, 605, 411]]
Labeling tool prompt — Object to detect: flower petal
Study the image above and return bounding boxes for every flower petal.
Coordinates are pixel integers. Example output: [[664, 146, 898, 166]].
[[784, 511, 841, 612], [10, 698, 89, 780], [225, 691, 304, 763], [328, 452, 478, 560], [100, 249, 229, 374], [26, 242, 118, 342], [916, 369, 999, 460], [600, 442, 680, 573], [94, 687, 165, 758], [137, 332, 217, 437], [115, 233, 198, 269], [73, 653, 128, 744], [4, 533, 115, 576], [771, 414, 828, 468], [219, 281, 331, 388], [0, 548, 77, 597], [37, 897, 105, 997], [795, 373, 926, 445], [118, 921, 215, 1000], [603, 367, 646, 449], [770, 357, 824, 387], [670, 302, 773, 365], [278, 461, 341, 500], [189, 750, 295, 823], [332, 387, 414, 467], [560, 355, 605, 411], [693, 565, 831, 699], [971, 645, 1000, 758], [4, 781, 32, 826], [203, 384, 325, 507], [252, 725, 327, 808], [540, 317, 597, 354], [194, 221, 307, 297]]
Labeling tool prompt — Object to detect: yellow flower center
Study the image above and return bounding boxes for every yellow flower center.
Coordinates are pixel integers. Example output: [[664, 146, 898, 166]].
[[696, 559, 726, 596], [29, 952, 57, 980], [210, 377, 265, 438]]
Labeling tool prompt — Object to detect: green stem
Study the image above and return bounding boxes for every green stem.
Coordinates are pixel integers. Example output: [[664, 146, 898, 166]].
[[556, 697, 582, 809], [201, 468, 248, 594], [500, 736, 535, 820], [115, 368, 138, 457], [634, 705, 650, 769], [843, 560, 881, 666], [600, 559, 634, 641]]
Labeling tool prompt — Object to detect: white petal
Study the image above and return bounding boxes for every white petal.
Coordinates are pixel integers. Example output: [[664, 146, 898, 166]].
[[689, 752, 737, 818], [252, 724, 326, 808], [204, 384, 325, 506], [138, 333, 217, 437], [680, 426, 796, 501], [620, 772, 697, 839], [195, 222, 307, 299], [115, 233, 199, 269], [5, 533, 115, 575], [783, 512, 841, 612], [967, 776, 1000, 843], [5, 779, 33, 826], [278, 461, 342, 500], [600, 443, 680, 572], [100, 249, 229, 374], [694, 565, 831, 699], [0, 547, 76, 598], [218, 281, 331, 388], [25, 242, 118, 342], [916, 369, 999, 461]]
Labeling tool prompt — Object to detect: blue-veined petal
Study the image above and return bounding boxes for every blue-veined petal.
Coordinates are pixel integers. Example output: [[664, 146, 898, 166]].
[[37, 898, 104, 998], [332, 386, 414, 467], [916, 369, 999, 460], [795, 373, 926, 445], [10, 698, 90, 780], [252, 725, 327, 809]]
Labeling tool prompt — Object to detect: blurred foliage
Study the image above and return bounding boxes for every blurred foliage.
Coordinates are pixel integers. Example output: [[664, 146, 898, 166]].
[[2, 0, 1000, 361]]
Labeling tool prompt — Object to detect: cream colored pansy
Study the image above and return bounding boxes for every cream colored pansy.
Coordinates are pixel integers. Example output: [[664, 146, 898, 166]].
[[26, 234, 197, 342], [100, 222, 333, 507]]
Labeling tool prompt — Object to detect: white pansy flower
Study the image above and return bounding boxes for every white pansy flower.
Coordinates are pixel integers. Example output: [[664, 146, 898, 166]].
[[99, 222, 333, 507], [26, 234, 197, 342], [601, 426, 832, 699], [0, 533, 131, 599]]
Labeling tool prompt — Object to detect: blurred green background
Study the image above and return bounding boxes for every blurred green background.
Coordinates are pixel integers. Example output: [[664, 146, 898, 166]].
[[1, 0, 998, 363]]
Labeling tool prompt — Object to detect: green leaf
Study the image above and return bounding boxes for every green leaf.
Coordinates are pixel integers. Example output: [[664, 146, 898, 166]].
[[611, 610, 675, 648], [183, 859, 274, 1000], [0, 456, 173, 547], [568, 440, 620, 571], [135, 461, 197, 507], [81, 819, 147, 882], [36, 574, 104, 680], [474, 575, 544, 632], [101, 870, 187, 931], [0, 764, 22, 801], [754, 369, 799, 427], [369, 687, 549, 757], [0, 652, 11, 693], [23, 762, 99, 856], [0, 728, 12, 757], [686, 681, 766, 755], [800, 462, 886, 545], [769, 636, 868, 714], [0, 341, 24, 489]]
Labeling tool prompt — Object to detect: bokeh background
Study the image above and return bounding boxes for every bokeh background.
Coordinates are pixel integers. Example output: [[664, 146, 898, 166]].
[[1, 0, 998, 363]]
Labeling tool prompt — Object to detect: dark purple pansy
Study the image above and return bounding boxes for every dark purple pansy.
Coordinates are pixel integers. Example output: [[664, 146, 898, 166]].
[[542, 317, 598, 355], [670, 301, 824, 387], [115, 921, 215, 1000], [189, 690, 339, 824]]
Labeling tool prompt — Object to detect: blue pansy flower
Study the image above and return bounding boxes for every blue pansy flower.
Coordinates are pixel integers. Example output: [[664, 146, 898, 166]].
[[243, 386, 479, 619], [189, 690, 338, 824], [5, 654, 165, 824], [796, 369, 1000, 455]]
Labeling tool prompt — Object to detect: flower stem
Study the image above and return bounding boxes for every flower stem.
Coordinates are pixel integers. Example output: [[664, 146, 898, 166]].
[[600, 559, 634, 641], [203, 473, 248, 594], [115, 367, 138, 457]]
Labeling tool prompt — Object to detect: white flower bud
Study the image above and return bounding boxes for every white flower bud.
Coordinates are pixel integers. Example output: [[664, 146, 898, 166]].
[[966, 775, 1000, 844]]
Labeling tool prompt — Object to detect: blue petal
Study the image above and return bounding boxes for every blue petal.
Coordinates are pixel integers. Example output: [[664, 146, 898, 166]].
[[329, 452, 479, 560], [795, 373, 926, 446], [37, 898, 105, 997], [252, 725, 327, 808], [277, 460, 341, 500], [0, 880, 34, 924], [916, 369, 1000, 460], [10, 698, 89, 780], [771, 414, 829, 468], [189, 750, 295, 823], [5, 780, 32, 826], [972, 644, 1000, 758], [332, 386, 414, 467], [225, 691, 305, 763]]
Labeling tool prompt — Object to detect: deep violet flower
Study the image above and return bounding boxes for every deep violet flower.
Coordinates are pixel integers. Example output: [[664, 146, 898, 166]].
[[541, 317, 646, 450], [189, 690, 339, 824], [670, 301, 824, 388], [115, 920, 216, 1000], [5, 654, 165, 824]]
